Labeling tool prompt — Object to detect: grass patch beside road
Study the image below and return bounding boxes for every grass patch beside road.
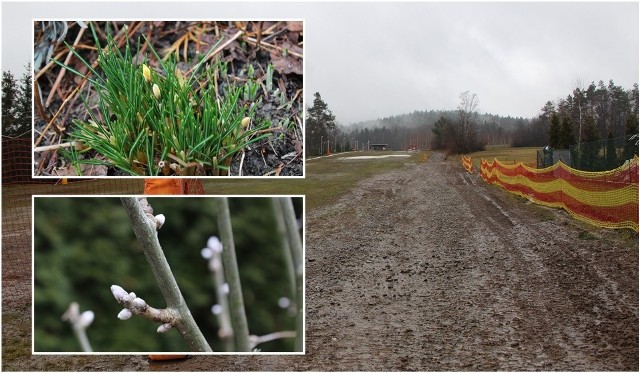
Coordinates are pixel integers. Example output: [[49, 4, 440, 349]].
[[202, 151, 428, 211]]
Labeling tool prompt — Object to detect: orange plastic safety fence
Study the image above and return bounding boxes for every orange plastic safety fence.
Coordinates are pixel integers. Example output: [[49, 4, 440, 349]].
[[480, 156, 639, 231], [461, 156, 474, 173]]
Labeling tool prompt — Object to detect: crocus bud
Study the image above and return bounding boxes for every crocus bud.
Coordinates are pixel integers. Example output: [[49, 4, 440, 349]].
[[142, 64, 151, 82], [153, 84, 161, 99], [241, 117, 251, 129], [117, 308, 132, 320], [175, 68, 185, 89]]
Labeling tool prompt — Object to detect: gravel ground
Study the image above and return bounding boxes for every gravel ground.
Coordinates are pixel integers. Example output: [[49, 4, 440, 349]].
[[3, 152, 637, 370]]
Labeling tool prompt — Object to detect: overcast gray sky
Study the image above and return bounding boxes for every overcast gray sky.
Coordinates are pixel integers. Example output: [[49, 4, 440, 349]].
[[2, 1, 638, 124]]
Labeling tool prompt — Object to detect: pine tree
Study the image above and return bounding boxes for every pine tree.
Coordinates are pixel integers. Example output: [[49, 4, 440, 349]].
[[14, 64, 33, 138], [623, 113, 638, 160], [2, 70, 18, 137], [580, 115, 601, 170], [558, 115, 575, 148], [305, 92, 336, 156], [548, 113, 561, 148], [605, 131, 617, 169]]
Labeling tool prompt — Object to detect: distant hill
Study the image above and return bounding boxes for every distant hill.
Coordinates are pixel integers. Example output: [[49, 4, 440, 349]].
[[339, 109, 532, 151]]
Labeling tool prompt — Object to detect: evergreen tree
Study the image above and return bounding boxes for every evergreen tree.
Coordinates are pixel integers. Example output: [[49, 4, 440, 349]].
[[605, 131, 617, 169], [2, 70, 18, 137], [558, 115, 575, 148], [548, 113, 561, 148], [305, 92, 336, 156], [431, 115, 450, 150], [14, 64, 33, 138], [579, 115, 601, 170], [623, 112, 638, 160]]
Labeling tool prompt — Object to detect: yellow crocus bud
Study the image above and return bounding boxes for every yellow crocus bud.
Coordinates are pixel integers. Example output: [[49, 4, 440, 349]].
[[175, 68, 185, 89], [241, 117, 251, 129], [153, 84, 161, 99], [142, 64, 151, 82]]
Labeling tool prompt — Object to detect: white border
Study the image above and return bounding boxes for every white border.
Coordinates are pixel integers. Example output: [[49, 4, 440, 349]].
[[31, 194, 306, 355], [32, 19, 305, 179]]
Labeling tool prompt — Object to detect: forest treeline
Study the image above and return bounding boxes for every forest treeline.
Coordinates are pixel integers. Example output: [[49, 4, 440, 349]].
[[306, 80, 639, 158]]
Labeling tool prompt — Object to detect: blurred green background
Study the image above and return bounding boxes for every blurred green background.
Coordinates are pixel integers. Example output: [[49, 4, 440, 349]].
[[33, 196, 303, 353]]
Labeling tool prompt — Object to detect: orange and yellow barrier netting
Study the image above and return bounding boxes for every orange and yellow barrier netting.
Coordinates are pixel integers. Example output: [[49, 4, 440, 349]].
[[462, 155, 474, 173], [480, 156, 639, 231]]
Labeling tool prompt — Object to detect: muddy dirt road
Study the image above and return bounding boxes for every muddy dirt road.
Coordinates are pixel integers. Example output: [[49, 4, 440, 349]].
[[300, 152, 638, 371], [174, 152, 638, 371], [4, 153, 637, 371]]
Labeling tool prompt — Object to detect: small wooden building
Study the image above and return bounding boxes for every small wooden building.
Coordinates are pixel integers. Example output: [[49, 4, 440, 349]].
[[369, 144, 389, 151]]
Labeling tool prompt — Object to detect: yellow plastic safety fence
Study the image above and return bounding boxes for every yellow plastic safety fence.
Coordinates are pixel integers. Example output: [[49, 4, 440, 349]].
[[461, 155, 474, 173], [480, 156, 639, 231]]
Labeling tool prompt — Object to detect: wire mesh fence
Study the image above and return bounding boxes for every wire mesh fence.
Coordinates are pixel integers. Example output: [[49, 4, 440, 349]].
[[1, 137, 204, 312], [536, 135, 637, 171]]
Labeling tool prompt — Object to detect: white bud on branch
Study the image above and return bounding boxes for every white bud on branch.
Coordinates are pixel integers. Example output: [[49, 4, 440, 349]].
[[111, 285, 129, 302], [78, 310, 95, 328], [157, 323, 173, 333], [118, 308, 132, 320], [154, 214, 165, 229], [211, 304, 223, 315], [133, 297, 147, 309], [201, 247, 213, 259], [207, 236, 223, 253]]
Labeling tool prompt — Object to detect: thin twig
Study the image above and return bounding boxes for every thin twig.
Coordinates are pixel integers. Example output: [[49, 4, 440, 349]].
[[34, 22, 140, 148], [249, 331, 296, 349], [34, 75, 90, 147], [33, 141, 77, 152], [272, 198, 296, 299], [238, 149, 246, 177], [278, 197, 303, 352], [46, 25, 86, 107], [120, 197, 213, 352], [185, 30, 244, 77], [243, 36, 303, 58], [204, 237, 234, 351], [216, 198, 251, 352]]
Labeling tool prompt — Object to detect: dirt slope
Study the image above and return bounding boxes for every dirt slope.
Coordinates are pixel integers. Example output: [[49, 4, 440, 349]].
[[4, 153, 636, 371]]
